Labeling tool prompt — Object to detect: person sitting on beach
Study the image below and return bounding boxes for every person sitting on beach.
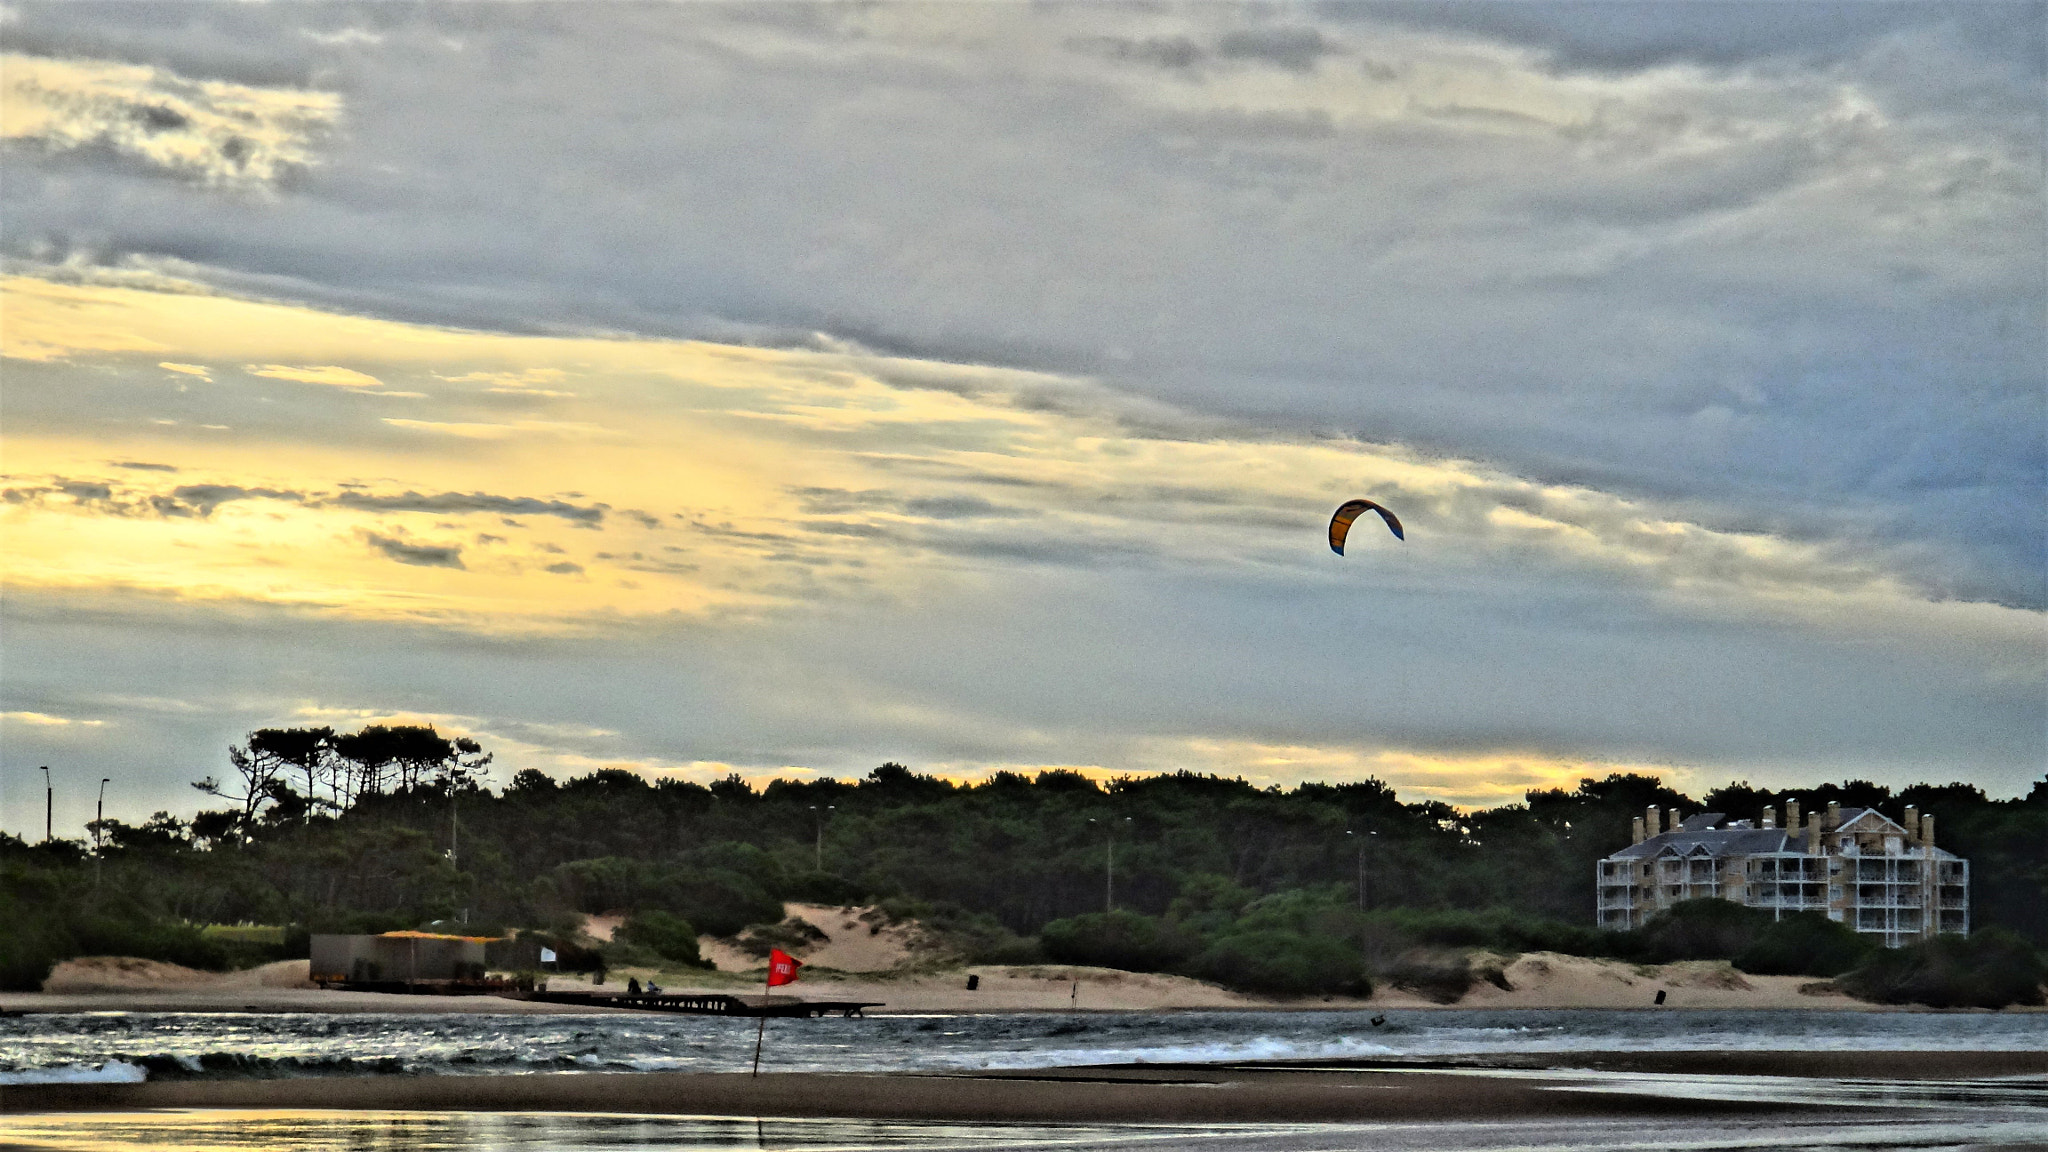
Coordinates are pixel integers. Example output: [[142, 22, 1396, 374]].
[[627, 976, 642, 995], [644, 981, 661, 994]]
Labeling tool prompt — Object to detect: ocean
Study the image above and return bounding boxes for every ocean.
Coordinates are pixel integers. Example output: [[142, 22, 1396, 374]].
[[4, 1008, 2043, 1084]]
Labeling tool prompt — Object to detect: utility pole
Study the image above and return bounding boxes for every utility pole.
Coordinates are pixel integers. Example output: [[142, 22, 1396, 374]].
[[1090, 817, 1131, 913], [41, 766, 52, 844], [1346, 828, 1377, 910], [809, 805, 835, 871]]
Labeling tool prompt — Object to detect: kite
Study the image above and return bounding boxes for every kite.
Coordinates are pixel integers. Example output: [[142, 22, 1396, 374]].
[[1328, 499, 1404, 554]]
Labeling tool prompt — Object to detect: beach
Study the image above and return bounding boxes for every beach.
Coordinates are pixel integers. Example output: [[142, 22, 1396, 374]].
[[12, 1049, 2044, 1122], [6, 996, 2043, 1151], [7, 948, 1903, 1016]]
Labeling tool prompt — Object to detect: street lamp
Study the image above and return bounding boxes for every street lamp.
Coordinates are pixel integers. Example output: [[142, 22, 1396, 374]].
[[40, 766, 51, 844], [1345, 828, 1378, 910], [95, 777, 111, 891], [1088, 817, 1132, 913], [809, 804, 835, 872]]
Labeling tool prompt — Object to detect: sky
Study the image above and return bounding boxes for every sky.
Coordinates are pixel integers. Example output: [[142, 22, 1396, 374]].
[[1, 2, 2042, 838]]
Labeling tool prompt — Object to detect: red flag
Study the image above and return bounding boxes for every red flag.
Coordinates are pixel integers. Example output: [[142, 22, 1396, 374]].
[[766, 947, 802, 987]]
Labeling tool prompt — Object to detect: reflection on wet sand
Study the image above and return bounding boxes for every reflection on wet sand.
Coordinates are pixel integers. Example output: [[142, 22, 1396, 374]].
[[6, 1108, 2048, 1152]]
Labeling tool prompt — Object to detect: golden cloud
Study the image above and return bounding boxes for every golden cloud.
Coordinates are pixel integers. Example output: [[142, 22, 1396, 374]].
[[1, 272, 2033, 665], [2, 53, 340, 188]]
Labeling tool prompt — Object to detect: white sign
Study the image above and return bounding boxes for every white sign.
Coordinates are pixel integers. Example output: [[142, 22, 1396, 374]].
[[539, 947, 557, 964]]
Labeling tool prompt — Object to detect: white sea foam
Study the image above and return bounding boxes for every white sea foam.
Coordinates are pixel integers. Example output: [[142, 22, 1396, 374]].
[[0, 1059, 147, 1085], [3, 1010, 2044, 1081]]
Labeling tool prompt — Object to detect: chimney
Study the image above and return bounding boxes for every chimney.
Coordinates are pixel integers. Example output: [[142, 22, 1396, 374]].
[[1920, 813, 1934, 848], [1827, 801, 1841, 830], [1666, 807, 1680, 833], [1646, 805, 1662, 837], [1632, 816, 1646, 845], [1785, 799, 1800, 836], [1903, 806, 1919, 842], [1807, 810, 1824, 855], [1761, 807, 1776, 829]]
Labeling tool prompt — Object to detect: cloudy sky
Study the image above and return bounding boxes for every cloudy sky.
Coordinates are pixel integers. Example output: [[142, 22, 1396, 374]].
[[2, 2, 2042, 836]]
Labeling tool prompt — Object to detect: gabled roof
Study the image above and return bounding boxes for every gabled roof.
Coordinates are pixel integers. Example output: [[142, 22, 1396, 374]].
[[1836, 807, 1911, 835], [1605, 827, 1796, 860]]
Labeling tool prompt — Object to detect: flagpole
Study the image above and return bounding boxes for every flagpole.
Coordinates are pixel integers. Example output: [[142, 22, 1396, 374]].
[[751, 965, 768, 1076]]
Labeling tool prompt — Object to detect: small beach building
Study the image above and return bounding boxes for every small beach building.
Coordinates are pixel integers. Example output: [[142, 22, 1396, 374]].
[[1595, 801, 1968, 947], [309, 931, 491, 985]]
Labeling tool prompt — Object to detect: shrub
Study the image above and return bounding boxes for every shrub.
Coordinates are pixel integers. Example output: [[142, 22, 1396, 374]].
[[1040, 910, 1198, 973], [1835, 930, 2046, 1009], [735, 917, 827, 959], [618, 910, 709, 967], [1188, 930, 1371, 997], [549, 858, 782, 937], [1381, 948, 1505, 1003], [1634, 898, 1771, 962], [875, 899, 1040, 965], [1361, 907, 1622, 960], [1734, 912, 1875, 977]]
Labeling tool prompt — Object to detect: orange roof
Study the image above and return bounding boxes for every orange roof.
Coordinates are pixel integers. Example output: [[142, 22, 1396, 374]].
[[376, 930, 500, 943]]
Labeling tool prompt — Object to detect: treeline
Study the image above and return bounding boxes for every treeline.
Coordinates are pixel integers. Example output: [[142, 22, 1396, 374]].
[[3, 724, 2044, 1000]]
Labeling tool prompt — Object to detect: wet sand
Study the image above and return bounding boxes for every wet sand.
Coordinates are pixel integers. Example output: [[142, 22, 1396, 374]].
[[8, 1051, 2043, 1122]]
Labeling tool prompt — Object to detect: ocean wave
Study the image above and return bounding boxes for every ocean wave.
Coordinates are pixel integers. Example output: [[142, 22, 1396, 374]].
[[3, 1009, 2042, 1083], [0, 1059, 148, 1085]]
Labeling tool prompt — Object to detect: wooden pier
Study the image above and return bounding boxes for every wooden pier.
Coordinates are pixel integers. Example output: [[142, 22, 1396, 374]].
[[504, 989, 881, 1017]]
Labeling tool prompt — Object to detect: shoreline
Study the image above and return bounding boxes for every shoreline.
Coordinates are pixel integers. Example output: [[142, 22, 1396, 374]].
[[12, 1054, 2018, 1123]]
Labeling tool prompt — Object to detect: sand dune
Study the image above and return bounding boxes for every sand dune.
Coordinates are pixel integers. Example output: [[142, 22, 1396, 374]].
[[22, 943, 1875, 1014], [40, 958, 314, 994], [695, 904, 925, 974]]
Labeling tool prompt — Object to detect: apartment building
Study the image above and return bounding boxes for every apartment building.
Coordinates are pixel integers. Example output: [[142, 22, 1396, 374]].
[[1595, 800, 1968, 947]]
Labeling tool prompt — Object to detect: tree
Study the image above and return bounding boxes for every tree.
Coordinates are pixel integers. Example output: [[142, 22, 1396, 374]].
[[192, 737, 302, 835], [247, 727, 335, 817], [331, 725, 492, 804]]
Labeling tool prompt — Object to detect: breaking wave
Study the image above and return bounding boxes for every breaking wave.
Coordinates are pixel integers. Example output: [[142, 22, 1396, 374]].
[[0, 1058, 148, 1085]]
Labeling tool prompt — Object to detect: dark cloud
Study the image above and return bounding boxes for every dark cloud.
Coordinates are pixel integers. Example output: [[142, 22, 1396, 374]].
[[1351, 2, 2045, 74], [111, 461, 179, 472], [901, 495, 1033, 520], [363, 532, 463, 568], [543, 561, 583, 575], [1215, 26, 1336, 71], [58, 480, 114, 502], [332, 490, 606, 524], [792, 487, 1032, 521], [164, 484, 304, 516], [1069, 34, 1205, 70], [1, 477, 303, 518]]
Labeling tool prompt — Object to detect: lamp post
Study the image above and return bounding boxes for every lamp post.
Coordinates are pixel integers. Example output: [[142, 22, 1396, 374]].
[[1089, 817, 1131, 913], [1345, 828, 1377, 910], [95, 777, 110, 890], [809, 805, 835, 872], [40, 766, 52, 844]]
